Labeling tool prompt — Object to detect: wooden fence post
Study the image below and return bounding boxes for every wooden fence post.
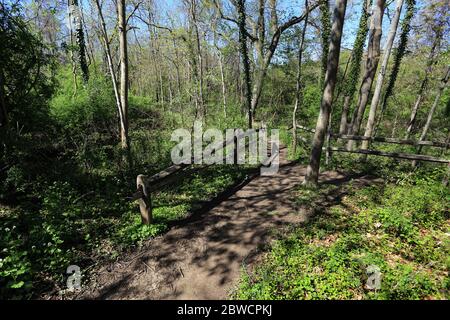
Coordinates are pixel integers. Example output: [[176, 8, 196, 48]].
[[136, 174, 152, 225], [443, 163, 450, 187]]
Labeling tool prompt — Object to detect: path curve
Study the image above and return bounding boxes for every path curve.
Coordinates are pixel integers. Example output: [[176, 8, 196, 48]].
[[80, 147, 351, 299]]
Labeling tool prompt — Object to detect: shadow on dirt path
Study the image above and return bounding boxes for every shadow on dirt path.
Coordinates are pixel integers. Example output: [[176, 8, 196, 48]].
[[79, 147, 379, 300]]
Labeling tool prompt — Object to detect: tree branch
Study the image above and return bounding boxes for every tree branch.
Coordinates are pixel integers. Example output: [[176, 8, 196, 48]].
[[126, 1, 143, 25]]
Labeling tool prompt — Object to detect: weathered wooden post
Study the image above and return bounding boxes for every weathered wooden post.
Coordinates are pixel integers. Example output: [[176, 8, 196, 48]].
[[136, 174, 152, 225], [443, 163, 450, 187]]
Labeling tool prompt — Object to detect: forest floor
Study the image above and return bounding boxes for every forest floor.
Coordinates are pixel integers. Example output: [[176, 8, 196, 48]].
[[73, 147, 379, 299]]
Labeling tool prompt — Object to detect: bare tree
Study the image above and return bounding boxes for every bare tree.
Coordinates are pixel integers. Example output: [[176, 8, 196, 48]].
[[412, 65, 450, 166], [215, 0, 318, 122], [188, 0, 205, 121], [94, 0, 130, 159], [248, 1, 318, 120], [304, 0, 348, 186], [404, 21, 444, 139], [212, 22, 227, 117], [94, 0, 126, 147]]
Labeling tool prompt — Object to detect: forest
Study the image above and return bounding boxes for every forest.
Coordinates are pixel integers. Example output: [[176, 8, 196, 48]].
[[0, 0, 449, 300]]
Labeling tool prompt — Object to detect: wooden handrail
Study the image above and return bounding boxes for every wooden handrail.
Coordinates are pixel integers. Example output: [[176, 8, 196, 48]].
[[331, 134, 448, 148], [292, 124, 448, 148], [134, 127, 270, 224], [329, 147, 449, 164]]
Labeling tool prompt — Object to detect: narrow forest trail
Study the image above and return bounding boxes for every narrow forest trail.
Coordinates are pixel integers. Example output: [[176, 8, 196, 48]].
[[79, 147, 374, 300]]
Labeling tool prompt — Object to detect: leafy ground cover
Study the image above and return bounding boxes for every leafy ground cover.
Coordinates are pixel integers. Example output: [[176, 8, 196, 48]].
[[234, 169, 449, 299], [0, 163, 254, 299]]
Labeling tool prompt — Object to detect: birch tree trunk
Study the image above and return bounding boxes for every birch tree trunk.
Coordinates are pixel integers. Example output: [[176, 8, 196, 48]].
[[361, 0, 404, 151], [292, 0, 309, 155], [412, 66, 450, 167], [304, 0, 347, 186], [347, 0, 385, 149]]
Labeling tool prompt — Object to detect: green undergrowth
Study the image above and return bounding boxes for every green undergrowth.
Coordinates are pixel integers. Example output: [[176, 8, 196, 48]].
[[114, 164, 254, 246], [234, 171, 449, 300], [0, 164, 253, 299]]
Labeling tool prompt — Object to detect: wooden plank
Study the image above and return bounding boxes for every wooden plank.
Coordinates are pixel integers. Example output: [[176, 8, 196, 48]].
[[329, 147, 450, 164], [147, 163, 187, 184], [330, 134, 448, 148]]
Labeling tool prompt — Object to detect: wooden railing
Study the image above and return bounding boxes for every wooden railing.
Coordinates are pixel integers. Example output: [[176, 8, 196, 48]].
[[133, 127, 274, 224], [293, 124, 450, 164]]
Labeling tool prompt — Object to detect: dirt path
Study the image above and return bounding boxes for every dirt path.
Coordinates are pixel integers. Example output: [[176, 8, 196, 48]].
[[80, 147, 372, 299]]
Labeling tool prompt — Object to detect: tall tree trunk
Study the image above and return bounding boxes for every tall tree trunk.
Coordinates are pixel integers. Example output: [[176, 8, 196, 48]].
[[391, 111, 399, 137], [118, 0, 130, 155], [347, 0, 385, 149], [158, 65, 164, 105], [0, 66, 7, 128], [292, 0, 309, 155], [339, 95, 351, 134], [412, 66, 450, 167], [213, 28, 227, 117], [145, 15, 164, 104], [374, 0, 415, 136], [190, 0, 204, 121], [404, 28, 442, 139], [236, 0, 253, 128], [304, 0, 347, 186], [171, 37, 182, 98], [69, 24, 78, 96], [249, 3, 318, 122], [361, 0, 404, 151], [69, 0, 89, 83], [94, 0, 126, 151], [218, 51, 227, 117], [319, 0, 331, 88], [79, 0, 96, 70], [338, 0, 371, 135]]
